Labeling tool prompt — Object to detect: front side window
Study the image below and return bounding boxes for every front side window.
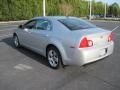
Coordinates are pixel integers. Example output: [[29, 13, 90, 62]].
[[24, 20, 36, 29], [36, 19, 51, 30], [58, 18, 96, 31]]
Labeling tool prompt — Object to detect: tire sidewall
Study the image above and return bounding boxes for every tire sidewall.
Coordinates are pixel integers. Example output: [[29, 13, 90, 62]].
[[47, 47, 61, 69], [13, 35, 20, 48]]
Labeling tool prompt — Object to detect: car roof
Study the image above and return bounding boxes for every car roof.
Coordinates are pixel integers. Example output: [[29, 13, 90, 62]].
[[32, 16, 77, 21]]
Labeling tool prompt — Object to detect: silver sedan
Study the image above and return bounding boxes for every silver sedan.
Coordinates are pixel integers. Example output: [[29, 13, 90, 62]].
[[13, 16, 114, 69]]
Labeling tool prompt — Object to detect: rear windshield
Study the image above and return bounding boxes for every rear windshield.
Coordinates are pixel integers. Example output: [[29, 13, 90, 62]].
[[58, 18, 96, 31]]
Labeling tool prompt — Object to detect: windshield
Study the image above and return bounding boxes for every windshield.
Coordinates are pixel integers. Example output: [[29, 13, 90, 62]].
[[58, 18, 96, 31]]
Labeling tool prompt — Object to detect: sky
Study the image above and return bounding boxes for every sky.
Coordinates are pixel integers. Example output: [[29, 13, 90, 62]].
[[95, 0, 120, 5]]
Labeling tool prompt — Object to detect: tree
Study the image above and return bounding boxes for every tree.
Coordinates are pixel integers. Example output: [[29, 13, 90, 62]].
[[59, 3, 73, 16], [108, 3, 119, 17], [93, 1, 104, 15], [0, 0, 120, 21]]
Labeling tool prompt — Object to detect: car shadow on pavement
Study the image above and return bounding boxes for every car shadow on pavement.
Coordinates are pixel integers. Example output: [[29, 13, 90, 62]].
[[2, 36, 49, 68]]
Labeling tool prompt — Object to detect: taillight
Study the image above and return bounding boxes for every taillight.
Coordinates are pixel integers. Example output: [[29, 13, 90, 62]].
[[79, 37, 93, 48], [108, 33, 112, 42]]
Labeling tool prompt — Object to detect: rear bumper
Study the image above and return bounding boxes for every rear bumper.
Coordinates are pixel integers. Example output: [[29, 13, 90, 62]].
[[66, 41, 114, 66]]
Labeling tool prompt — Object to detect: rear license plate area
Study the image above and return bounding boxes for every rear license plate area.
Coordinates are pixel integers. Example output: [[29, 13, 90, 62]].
[[99, 48, 107, 56]]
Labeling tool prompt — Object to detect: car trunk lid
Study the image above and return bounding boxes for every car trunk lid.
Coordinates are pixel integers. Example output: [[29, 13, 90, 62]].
[[72, 28, 112, 48]]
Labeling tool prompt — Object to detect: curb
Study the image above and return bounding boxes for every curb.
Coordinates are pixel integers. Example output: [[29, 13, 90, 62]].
[[0, 19, 119, 24], [0, 20, 28, 24], [90, 20, 120, 23]]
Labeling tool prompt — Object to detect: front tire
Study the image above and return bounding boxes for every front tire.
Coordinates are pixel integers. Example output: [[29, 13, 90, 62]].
[[13, 35, 20, 48], [47, 47, 62, 69]]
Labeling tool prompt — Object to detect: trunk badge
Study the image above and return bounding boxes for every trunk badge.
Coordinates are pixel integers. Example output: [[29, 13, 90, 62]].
[[100, 36, 103, 38]]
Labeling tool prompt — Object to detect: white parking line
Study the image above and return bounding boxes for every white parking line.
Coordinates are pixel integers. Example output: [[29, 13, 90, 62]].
[[112, 25, 120, 32], [14, 64, 33, 71], [0, 28, 15, 31], [0, 34, 12, 38], [0, 24, 18, 27]]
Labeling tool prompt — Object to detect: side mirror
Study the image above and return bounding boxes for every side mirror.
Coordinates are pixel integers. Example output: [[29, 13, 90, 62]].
[[18, 25, 23, 29]]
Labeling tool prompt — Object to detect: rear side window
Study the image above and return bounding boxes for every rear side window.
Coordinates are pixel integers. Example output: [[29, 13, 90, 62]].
[[58, 18, 96, 31]]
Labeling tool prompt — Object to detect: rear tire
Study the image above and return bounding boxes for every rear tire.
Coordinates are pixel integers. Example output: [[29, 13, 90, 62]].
[[47, 47, 62, 69], [13, 35, 20, 48]]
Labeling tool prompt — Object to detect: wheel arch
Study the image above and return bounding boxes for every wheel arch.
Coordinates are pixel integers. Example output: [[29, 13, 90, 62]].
[[46, 43, 67, 66]]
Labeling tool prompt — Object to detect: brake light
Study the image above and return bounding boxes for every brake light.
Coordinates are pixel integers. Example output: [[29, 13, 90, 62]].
[[108, 33, 112, 42], [79, 37, 93, 48]]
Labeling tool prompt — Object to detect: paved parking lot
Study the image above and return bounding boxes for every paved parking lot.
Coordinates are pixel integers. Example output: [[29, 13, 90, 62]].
[[0, 20, 120, 90]]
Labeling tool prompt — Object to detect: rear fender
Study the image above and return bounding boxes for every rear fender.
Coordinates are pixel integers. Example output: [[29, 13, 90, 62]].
[[47, 38, 68, 65]]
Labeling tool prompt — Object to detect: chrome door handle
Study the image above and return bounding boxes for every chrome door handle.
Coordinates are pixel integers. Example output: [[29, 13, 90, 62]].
[[45, 34, 48, 37], [39, 34, 49, 37], [28, 31, 32, 33], [41, 34, 49, 37]]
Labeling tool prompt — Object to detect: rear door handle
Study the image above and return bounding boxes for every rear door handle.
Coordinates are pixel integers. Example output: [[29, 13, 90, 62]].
[[45, 34, 49, 37], [28, 31, 32, 33], [40, 34, 49, 37]]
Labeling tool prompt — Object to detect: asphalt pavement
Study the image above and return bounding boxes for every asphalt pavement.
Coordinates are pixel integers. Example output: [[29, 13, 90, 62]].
[[0, 20, 120, 90]]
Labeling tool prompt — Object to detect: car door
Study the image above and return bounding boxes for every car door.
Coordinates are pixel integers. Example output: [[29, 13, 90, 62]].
[[18, 20, 37, 48], [29, 19, 52, 55]]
